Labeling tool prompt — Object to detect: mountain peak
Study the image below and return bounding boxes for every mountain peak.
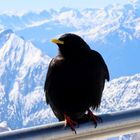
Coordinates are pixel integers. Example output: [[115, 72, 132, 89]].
[[0, 31, 51, 66], [0, 30, 52, 129]]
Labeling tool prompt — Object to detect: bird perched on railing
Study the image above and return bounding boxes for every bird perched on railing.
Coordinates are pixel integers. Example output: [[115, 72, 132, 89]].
[[44, 33, 109, 133]]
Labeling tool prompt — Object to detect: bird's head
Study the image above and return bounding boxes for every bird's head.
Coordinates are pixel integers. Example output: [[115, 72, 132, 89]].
[[51, 33, 90, 58]]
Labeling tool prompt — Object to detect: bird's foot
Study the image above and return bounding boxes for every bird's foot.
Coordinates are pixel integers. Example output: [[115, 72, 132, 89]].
[[64, 113, 78, 134], [87, 109, 102, 128]]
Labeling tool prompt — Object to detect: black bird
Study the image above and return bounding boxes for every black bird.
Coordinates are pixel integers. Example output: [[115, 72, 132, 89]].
[[44, 33, 109, 133]]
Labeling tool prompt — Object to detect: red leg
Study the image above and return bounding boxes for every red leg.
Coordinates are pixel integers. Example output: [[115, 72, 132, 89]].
[[64, 113, 78, 134], [87, 109, 102, 128]]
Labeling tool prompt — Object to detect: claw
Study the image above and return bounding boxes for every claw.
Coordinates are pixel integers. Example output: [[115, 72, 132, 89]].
[[64, 113, 78, 134], [87, 109, 102, 127]]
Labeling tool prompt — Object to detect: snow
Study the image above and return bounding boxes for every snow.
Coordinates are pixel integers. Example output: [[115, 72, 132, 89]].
[[0, 1, 138, 40], [99, 74, 140, 114], [0, 121, 11, 133], [0, 30, 53, 130], [27, 19, 50, 28]]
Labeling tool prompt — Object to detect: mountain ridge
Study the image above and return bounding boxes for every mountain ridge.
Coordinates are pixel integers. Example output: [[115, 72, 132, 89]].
[[0, 1, 138, 79], [0, 30, 55, 129]]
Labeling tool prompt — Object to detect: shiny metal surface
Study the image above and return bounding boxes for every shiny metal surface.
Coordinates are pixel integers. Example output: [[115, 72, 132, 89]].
[[0, 108, 140, 140]]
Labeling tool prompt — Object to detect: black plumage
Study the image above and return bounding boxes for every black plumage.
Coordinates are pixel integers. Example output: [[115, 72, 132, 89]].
[[44, 33, 109, 130]]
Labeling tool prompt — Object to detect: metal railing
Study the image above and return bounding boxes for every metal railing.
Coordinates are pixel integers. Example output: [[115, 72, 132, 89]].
[[0, 108, 140, 140]]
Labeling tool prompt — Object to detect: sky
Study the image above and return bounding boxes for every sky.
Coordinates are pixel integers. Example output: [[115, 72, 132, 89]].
[[0, 0, 131, 12]]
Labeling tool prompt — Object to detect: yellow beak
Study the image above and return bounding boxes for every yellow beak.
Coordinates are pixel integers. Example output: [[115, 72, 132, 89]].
[[51, 39, 64, 45]]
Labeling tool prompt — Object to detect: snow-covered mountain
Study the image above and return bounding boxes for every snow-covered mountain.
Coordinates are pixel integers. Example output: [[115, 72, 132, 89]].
[[0, 0, 140, 42], [0, 29, 140, 140], [0, 0, 140, 79], [0, 29, 56, 129], [100, 73, 140, 113]]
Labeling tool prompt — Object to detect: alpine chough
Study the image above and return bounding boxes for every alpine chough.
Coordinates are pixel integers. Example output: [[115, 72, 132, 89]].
[[44, 33, 109, 133]]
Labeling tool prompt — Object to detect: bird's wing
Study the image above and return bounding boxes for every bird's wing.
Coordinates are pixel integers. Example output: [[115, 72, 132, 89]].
[[44, 58, 55, 104], [44, 57, 64, 104], [91, 50, 110, 81]]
